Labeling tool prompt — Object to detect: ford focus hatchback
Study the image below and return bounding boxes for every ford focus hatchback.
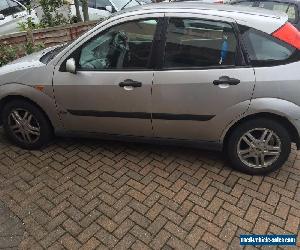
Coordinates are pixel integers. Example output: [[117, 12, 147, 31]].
[[0, 2, 300, 175]]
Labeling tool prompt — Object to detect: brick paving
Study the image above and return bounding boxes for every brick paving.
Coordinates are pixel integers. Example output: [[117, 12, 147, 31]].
[[0, 200, 25, 249], [0, 129, 299, 249]]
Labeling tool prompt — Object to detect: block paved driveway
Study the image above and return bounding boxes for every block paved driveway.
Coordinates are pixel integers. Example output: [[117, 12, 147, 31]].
[[0, 129, 299, 249]]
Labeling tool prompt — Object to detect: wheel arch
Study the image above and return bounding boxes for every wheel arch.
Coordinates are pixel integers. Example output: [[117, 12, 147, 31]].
[[0, 95, 54, 132], [223, 112, 300, 150]]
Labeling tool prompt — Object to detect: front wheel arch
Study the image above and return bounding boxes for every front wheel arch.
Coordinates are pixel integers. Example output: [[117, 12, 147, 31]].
[[223, 112, 299, 151], [0, 95, 54, 133]]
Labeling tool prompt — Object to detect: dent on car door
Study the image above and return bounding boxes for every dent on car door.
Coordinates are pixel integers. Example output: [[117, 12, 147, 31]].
[[53, 17, 161, 137], [152, 15, 256, 142]]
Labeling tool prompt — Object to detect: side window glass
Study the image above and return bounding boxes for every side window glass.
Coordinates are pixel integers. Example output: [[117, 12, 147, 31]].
[[7, 0, 24, 15], [258, 2, 297, 23], [0, 0, 10, 16], [240, 26, 296, 66], [163, 18, 238, 69], [286, 5, 297, 23], [88, 0, 96, 8], [79, 19, 157, 70], [96, 0, 112, 8]]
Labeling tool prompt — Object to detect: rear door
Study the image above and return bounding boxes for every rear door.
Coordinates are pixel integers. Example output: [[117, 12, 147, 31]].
[[152, 13, 256, 142]]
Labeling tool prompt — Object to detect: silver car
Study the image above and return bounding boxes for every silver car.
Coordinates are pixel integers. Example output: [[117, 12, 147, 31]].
[[0, 2, 300, 175]]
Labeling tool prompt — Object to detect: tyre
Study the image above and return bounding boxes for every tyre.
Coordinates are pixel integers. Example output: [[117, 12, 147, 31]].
[[227, 118, 291, 175], [2, 99, 53, 150]]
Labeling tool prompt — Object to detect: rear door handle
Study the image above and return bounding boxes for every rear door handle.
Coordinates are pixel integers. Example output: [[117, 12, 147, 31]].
[[119, 79, 142, 88], [213, 76, 240, 85]]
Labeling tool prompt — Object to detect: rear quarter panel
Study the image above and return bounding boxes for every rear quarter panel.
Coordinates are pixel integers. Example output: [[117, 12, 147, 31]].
[[252, 61, 300, 111], [248, 61, 300, 126]]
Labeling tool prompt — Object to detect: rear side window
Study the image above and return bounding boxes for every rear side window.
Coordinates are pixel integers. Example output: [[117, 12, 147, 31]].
[[163, 18, 238, 69], [258, 1, 298, 23], [240, 26, 299, 66]]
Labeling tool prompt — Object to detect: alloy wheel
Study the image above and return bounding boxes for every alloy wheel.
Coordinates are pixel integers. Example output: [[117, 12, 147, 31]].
[[8, 108, 41, 144], [237, 128, 281, 169]]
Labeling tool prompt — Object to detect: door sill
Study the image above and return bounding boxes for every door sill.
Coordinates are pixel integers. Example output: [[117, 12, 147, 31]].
[[56, 130, 222, 151]]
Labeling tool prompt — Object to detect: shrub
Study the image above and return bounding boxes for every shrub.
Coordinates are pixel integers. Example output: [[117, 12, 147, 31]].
[[24, 42, 45, 55], [18, 17, 43, 32], [39, 0, 70, 28], [0, 42, 45, 67], [0, 43, 19, 67]]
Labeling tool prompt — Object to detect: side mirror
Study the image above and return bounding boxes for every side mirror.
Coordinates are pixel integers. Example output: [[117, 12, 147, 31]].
[[66, 58, 77, 74], [105, 5, 113, 12], [0, 14, 5, 20]]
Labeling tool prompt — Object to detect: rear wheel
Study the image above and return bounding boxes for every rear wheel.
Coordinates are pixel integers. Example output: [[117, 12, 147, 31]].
[[227, 118, 291, 175], [2, 100, 52, 150]]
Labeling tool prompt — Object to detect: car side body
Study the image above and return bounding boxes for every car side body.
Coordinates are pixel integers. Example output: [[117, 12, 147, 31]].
[[0, 3, 299, 174]]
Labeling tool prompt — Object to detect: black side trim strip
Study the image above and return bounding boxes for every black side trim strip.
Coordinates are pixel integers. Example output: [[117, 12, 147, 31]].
[[152, 113, 215, 121], [68, 110, 151, 119], [68, 110, 215, 121]]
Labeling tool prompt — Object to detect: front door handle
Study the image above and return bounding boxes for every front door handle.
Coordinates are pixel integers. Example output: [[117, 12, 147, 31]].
[[213, 76, 240, 86], [119, 79, 142, 88]]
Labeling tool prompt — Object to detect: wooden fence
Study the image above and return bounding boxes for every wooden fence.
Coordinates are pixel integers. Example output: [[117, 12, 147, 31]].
[[0, 20, 98, 49]]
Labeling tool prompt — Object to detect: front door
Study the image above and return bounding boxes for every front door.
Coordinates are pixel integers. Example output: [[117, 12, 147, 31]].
[[53, 18, 160, 137], [152, 15, 256, 142]]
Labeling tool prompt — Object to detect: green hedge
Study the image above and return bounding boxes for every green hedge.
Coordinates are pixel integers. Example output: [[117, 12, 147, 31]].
[[0, 42, 44, 67]]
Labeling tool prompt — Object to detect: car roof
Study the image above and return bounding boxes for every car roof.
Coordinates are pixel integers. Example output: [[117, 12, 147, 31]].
[[114, 2, 288, 33], [233, 0, 300, 4], [120, 1, 287, 18]]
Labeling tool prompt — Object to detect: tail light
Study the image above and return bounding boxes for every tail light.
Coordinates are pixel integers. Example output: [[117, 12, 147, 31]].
[[214, 0, 224, 3], [272, 22, 300, 50]]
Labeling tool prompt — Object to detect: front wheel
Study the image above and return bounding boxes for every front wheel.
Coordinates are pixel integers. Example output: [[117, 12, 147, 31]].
[[227, 118, 291, 175], [2, 100, 53, 150]]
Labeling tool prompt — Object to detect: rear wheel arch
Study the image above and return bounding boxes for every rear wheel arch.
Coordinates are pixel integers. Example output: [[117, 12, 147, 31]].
[[223, 112, 300, 150], [0, 95, 54, 132]]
